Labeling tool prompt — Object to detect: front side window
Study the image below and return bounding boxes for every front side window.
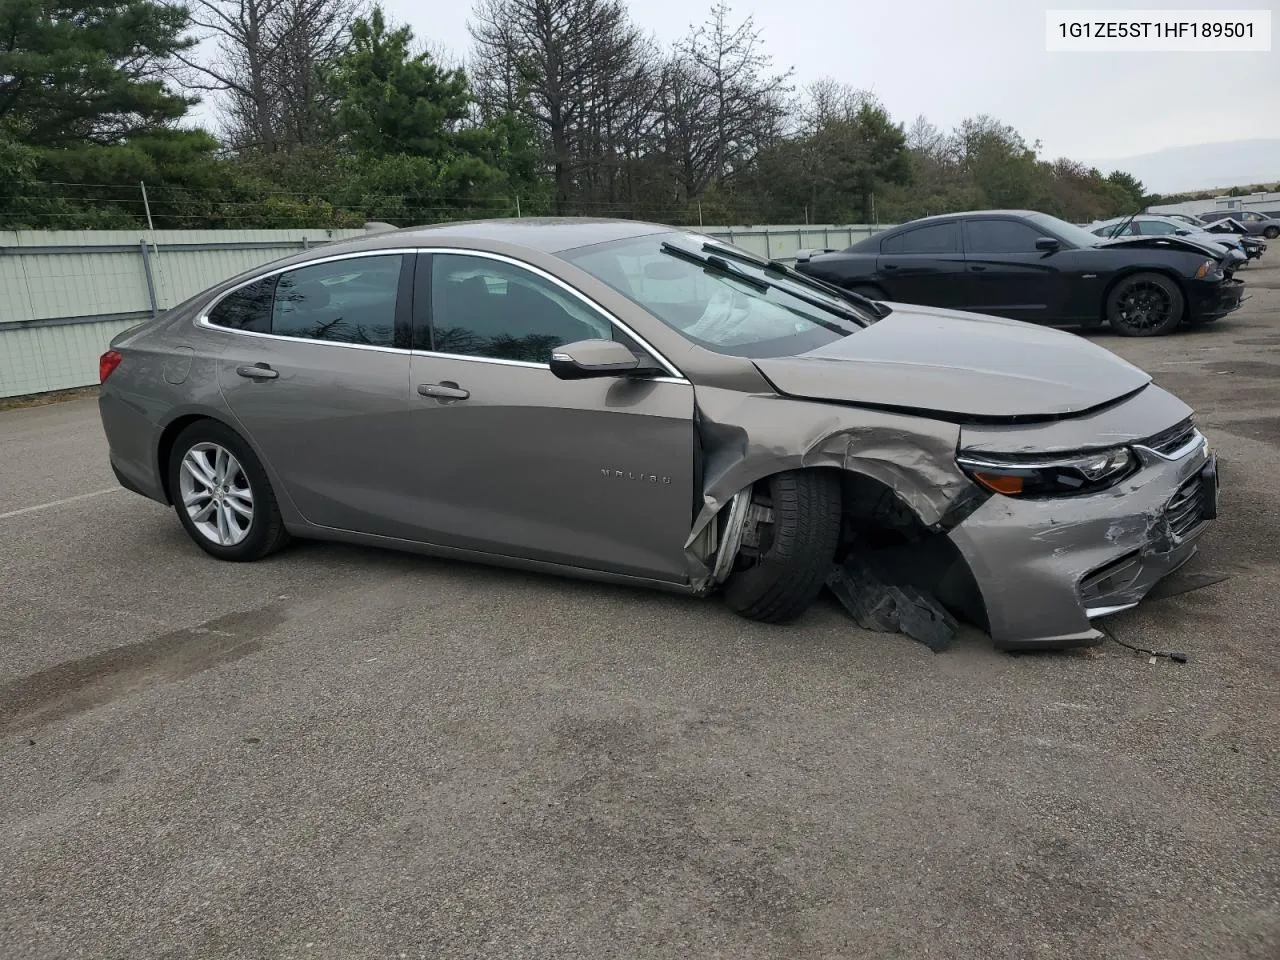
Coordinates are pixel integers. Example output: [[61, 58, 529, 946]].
[[881, 222, 960, 255], [561, 233, 863, 359], [966, 219, 1043, 252], [207, 255, 403, 348], [429, 254, 613, 363]]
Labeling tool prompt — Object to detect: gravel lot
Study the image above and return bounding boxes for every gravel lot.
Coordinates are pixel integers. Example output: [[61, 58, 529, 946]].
[[2, 262, 1278, 960]]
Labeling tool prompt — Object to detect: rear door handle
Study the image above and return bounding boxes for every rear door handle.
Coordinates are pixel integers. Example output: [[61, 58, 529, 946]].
[[236, 363, 278, 380], [418, 381, 470, 401], [882, 263, 900, 270], [969, 265, 987, 272]]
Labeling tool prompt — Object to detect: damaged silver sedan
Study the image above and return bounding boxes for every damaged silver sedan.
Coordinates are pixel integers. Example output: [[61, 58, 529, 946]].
[[97, 219, 1220, 650]]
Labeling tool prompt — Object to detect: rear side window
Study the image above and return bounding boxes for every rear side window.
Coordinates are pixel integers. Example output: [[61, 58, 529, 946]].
[[207, 277, 276, 333], [1137, 220, 1178, 235], [965, 219, 1043, 253], [207, 255, 404, 347], [881, 222, 960, 255]]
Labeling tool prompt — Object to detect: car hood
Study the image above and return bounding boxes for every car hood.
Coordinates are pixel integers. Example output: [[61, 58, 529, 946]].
[[753, 304, 1152, 421], [1094, 234, 1228, 258]]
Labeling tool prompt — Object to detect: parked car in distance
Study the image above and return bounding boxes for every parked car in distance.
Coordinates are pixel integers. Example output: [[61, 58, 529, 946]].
[[97, 218, 1220, 650], [1198, 209, 1280, 238], [1090, 214, 1260, 263], [793, 210, 1245, 336]]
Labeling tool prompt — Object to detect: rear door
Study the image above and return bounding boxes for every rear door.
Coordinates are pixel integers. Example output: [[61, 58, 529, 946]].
[[962, 218, 1068, 322], [210, 251, 421, 538], [875, 221, 967, 307], [403, 250, 697, 582]]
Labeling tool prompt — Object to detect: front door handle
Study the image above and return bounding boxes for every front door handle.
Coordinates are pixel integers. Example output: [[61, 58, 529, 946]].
[[418, 381, 470, 401], [236, 363, 278, 380], [969, 265, 987, 272]]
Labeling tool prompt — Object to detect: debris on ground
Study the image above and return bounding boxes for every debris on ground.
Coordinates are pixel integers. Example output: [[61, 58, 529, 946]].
[[826, 551, 959, 652]]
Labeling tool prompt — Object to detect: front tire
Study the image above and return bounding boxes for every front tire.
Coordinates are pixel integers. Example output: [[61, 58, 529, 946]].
[[723, 470, 842, 623], [1106, 272, 1184, 337], [168, 420, 290, 561]]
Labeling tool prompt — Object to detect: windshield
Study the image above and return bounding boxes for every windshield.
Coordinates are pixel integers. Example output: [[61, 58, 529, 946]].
[[561, 232, 865, 358], [1025, 211, 1112, 248]]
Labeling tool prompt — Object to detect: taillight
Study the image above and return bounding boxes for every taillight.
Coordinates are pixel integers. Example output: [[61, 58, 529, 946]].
[[99, 350, 123, 383]]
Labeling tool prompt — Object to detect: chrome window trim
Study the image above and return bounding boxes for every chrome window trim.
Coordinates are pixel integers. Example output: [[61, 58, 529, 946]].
[[195, 244, 691, 383], [419, 247, 688, 381], [195, 248, 418, 353]]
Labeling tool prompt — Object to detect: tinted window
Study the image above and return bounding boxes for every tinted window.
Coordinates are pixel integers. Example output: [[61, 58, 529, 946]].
[[272, 256, 402, 347], [208, 255, 403, 347], [208, 277, 276, 333], [429, 254, 613, 363], [965, 219, 1043, 253], [881, 222, 960, 255], [1138, 220, 1178, 235]]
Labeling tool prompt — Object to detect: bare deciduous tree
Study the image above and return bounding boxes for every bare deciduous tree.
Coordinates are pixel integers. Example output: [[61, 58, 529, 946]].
[[469, 0, 659, 213], [176, 0, 361, 152], [658, 2, 793, 202]]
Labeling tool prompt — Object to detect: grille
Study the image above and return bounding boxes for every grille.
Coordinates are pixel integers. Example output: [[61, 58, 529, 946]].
[[1165, 474, 1207, 540], [1141, 419, 1197, 457]]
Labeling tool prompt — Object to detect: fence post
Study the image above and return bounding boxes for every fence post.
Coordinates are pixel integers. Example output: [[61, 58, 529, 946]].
[[139, 240, 159, 318], [140, 181, 154, 231]]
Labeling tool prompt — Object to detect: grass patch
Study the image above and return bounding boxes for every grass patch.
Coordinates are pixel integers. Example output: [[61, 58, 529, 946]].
[[0, 385, 100, 412]]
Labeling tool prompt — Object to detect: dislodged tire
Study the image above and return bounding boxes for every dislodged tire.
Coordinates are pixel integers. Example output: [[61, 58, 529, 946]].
[[723, 470, 843, 623], [167, 419, 290, 562], [1106, 272, 1184, 337]]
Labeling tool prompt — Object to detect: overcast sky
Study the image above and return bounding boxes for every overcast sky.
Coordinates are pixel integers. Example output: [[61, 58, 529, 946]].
[[369, 0, 1277, 168]]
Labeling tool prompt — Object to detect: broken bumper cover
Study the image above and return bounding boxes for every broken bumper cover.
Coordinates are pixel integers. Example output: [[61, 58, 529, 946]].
[[947, 434, 1217, 650], [1191, 277, 1246, 320]]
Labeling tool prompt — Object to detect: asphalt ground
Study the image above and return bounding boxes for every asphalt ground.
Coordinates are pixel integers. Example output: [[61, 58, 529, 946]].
[[1, 261, 1277, 960]]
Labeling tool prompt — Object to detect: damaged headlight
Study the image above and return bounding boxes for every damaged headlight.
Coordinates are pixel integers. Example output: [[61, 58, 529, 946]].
[[956, 446, 1136, 498]]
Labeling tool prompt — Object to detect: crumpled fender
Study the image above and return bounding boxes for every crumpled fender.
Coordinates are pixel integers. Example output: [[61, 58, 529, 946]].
[[682, 387, 968, 588]]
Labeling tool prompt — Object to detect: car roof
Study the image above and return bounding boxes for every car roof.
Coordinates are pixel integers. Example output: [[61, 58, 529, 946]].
[[887, 210, 1044, 228], [331, 217, 677, 255]]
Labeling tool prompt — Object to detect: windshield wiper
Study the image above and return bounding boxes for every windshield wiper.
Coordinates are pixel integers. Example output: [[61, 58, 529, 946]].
[[659, 242, 770, 292], [1107, 205, 1144, 240], [696, 242, 886, 323]]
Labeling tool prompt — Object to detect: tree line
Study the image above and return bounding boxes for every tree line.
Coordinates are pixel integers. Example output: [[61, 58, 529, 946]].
[[1, 0, 1154, 231]]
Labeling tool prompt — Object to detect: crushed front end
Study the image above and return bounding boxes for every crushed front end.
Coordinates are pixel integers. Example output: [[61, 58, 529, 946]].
[[946, 395, 1219, 650]]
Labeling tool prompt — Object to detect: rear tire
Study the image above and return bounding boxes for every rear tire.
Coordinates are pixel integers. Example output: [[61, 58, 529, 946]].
[[167, 420, 290, 562], [1106, 272, 1184, 337], [723, 470, 842, 624]]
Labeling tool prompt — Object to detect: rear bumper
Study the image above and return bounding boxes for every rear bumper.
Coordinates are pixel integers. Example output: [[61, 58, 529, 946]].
[[948, 434, 1217, 650], [99, 392, 167, 504]]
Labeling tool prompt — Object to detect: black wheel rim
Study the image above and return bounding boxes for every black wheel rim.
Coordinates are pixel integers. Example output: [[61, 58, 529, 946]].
[[1117, 281, 1171, 330]]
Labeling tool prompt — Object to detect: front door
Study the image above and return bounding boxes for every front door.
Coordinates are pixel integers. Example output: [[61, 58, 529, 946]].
[[962, 218, 1066, 322], [876, 220, 967, 308], [406, 251, 697, 583], [212, 251, 421, 538]]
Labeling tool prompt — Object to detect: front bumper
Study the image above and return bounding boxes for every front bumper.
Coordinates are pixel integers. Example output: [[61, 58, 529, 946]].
[[948, 432, 1218, 650], [1189, 277, 1246, 321]]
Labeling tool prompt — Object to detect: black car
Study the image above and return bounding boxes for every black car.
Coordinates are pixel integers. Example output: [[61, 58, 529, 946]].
[[1198, 209, 1280, 239], [794, 210, 1246, 337]]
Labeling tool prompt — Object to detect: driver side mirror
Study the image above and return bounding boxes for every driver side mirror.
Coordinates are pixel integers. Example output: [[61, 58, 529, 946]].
[[549, 339, 659, 380], [1035, 237, 1061, 252]]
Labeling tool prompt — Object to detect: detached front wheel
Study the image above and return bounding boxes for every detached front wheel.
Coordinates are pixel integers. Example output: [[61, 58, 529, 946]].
[[722, 470, 842, 623], [1106, 272, 1184, 337]]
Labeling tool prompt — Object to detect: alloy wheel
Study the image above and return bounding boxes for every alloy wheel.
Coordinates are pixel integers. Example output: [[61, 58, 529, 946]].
[[1117, 281, 1171, 330], [178, 442, 254, 546]]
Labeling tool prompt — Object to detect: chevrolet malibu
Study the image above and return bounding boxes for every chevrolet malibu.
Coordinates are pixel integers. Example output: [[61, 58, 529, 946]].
[[98, 219, 1220, 650]]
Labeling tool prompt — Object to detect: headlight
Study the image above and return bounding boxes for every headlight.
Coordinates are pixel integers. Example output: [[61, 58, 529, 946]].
[[1194, 259, 1220, 279], [956, 446, 1136, 498]]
